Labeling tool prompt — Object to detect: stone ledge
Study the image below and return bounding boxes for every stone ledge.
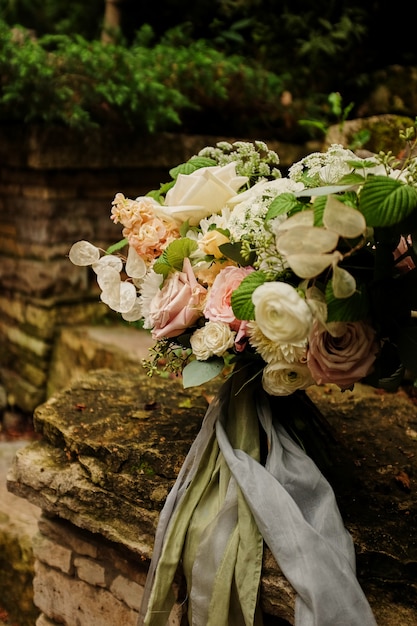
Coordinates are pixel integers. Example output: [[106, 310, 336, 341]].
[[7, 369, 417, 625]]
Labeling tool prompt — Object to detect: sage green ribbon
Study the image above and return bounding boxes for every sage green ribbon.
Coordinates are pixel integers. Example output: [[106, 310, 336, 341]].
[[138, 371, 377, 626], [138, 370, 264, 626]]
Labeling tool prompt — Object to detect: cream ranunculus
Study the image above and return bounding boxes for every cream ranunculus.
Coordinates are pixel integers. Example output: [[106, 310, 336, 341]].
[[262, 360, 314, 396], [252, 281, 313, 344], [158, 163, 248, 226], [190, 321, 236, 360]]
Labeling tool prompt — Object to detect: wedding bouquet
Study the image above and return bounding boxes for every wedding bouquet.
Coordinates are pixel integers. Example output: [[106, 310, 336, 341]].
[[69, 128, 417, 626], [70, 132, 417, 396]]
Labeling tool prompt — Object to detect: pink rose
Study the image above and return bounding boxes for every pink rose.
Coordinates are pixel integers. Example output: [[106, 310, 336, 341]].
[[307, 320, 379, 390], [148, 258, 206, 339], [204, 265, 254, 347]]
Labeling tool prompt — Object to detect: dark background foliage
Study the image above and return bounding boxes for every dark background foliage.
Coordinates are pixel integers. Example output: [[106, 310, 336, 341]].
[[0, 0, 415, 140]]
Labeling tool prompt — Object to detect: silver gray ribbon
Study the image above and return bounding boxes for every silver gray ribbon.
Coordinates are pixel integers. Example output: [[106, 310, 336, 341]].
[[215, 390, 377, 626], [138, 380, 377, 626]]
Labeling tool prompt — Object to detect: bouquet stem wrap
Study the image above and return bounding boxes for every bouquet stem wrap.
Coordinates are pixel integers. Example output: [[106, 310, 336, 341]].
[[138, 369, 377, 626]]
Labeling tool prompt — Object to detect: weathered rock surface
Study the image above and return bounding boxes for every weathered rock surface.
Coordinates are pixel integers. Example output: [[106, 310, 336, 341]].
[[7, 369, 417, 625]]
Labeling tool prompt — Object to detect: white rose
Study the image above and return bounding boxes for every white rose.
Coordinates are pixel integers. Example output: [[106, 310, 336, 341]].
[[190, 321, 236, 360], [262, 361, 314, 396], [158, 163, 248, 226], [252, 282, 313, 344]]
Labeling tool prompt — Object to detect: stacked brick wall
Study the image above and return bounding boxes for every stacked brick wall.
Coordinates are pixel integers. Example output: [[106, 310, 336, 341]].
[[33, 515, 182, 626], [0, 125, 224, 414]]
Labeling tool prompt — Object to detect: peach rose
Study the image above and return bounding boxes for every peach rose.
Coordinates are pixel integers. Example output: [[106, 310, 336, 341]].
[[148, 258, 206, 339], [307, 320, 379, 390]]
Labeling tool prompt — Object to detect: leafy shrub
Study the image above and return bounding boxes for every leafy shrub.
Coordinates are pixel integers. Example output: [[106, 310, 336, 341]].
[[0, 21, 285, 135]]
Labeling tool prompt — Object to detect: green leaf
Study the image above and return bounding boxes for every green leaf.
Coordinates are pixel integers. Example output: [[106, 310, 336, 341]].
[[312, 195, 326, 226], [153, 238, 198, 275], [169, 156, 216, 180], [231, 271, 267, 320], [347, 159, 379, 170], [359, 176, 417, 227], [219, 242, 256, 266], [182, 358, 224, 388], [337, 172, 366, 185], [325, 280, 370, 322], [106, 238, 128, 254], [189, 156, 217, 168], [265, 193, 300, 221]]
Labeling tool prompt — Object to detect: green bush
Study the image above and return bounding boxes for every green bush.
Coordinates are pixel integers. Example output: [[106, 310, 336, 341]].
[[0, 21, 285, 135]]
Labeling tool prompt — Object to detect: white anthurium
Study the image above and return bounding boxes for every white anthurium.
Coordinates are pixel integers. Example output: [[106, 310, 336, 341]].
[[276, 225, 339, 256], [69, 240, 100, 266], [101, 281, 137, 314], [331, 264, 357, 298], [125, 246, 147, 279], [285, 250, 343, 279], [159, 162, 248, 225], [92, 254, 123, 274], [323, 195, 367, 238]]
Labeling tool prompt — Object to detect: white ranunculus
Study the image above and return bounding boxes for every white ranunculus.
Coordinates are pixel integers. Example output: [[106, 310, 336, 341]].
[[262, 360, 314, 396], [252, 281, 313, 344], [190, 321, 236, 360], [158, 163, 248, 226]]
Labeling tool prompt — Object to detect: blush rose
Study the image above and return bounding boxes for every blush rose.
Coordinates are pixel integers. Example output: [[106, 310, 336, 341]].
[[148, 257, 206, 339]]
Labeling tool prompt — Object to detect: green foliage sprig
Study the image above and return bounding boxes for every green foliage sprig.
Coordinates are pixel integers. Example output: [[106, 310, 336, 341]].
[[0, 21, 284, 133]]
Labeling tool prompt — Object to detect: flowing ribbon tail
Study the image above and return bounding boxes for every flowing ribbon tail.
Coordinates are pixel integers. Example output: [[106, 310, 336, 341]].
[[138, 375, 264, 626], [137, 391, 221, 626], [215, 390, 377, 626]]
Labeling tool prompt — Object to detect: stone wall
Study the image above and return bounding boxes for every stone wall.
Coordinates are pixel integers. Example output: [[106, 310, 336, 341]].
[[7, 368, 417, 626], [0, 124, 316, 415], [33, 515, 183, 626]]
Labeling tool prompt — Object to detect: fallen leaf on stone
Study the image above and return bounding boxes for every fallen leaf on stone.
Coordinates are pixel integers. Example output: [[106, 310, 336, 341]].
[[394, 470, 411, 491]]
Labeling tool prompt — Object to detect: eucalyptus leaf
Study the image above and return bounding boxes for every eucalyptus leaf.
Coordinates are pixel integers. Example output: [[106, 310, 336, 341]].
[[182, 358, 224, 388]]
